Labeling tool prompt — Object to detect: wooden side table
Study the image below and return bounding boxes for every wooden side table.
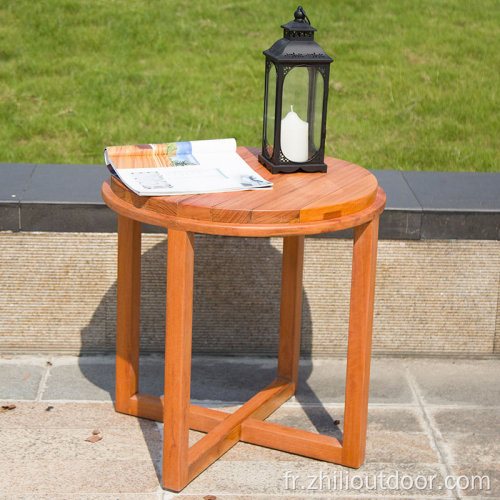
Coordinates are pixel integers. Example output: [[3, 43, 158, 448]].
[[102, 147, 386, 492]]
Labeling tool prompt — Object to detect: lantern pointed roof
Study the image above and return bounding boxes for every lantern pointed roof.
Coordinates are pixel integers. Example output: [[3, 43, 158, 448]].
[[263, 6, 333, 64]]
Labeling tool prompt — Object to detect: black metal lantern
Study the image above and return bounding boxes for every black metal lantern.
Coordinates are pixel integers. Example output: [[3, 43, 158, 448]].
[[258, 6, 333, 174]]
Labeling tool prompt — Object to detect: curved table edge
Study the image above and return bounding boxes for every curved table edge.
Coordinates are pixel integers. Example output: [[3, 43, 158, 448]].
[[101, 180, 386, 237]]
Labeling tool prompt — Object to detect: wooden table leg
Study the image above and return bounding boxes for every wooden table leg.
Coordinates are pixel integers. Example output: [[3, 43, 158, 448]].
[[163, 229, 195, 492], [115, 215, 141, 414], [342, 216, 380, 468], [277, 235, 305, 391]]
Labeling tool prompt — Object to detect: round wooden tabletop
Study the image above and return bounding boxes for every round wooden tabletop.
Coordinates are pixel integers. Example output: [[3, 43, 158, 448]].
[[102, 146, 386, 237]]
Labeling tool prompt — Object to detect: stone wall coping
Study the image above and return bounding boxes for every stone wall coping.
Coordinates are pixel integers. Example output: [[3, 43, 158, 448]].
[[0, 162, 499, 239]]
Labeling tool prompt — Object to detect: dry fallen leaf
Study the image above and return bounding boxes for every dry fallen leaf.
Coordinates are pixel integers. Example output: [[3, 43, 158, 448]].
[[203, 496, 217, 500], [85, 434, 103, 443], [22, 374, 31, 381], [0, 404, 16, 413], [92, 429, 100, 435], [46, 361, 53, 366]]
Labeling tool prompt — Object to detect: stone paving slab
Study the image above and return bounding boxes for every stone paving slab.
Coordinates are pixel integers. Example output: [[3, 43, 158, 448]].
[[407, 359, 500, 407], [0, 356, 498, 498], [0, 426, 161, 461], [429, 407, 500, 470], [449, 465, 500, 498], [0, 459, 160, 495], [443, 432, 500, 470], [0, 362, 44, 400], [431, 408, 500, 435], [180, 461, 449, 497], [41, 356, 165, 401], [0, 401, 146, 428], [31, 356, 415, 405], [42, 361, 115, 400]]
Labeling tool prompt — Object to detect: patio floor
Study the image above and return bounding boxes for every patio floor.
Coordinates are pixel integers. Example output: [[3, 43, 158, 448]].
[[0, 355, 498, 499]]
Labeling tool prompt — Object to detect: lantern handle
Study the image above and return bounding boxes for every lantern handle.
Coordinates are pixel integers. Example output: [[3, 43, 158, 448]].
[[294, 5, 311, 25]]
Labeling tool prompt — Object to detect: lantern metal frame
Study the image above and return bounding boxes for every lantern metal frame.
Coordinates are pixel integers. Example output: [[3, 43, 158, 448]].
[[258, 6, 333, 174]]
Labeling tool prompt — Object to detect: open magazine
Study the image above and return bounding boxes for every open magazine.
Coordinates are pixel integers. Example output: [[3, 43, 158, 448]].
[[104, 138, 272, 196]]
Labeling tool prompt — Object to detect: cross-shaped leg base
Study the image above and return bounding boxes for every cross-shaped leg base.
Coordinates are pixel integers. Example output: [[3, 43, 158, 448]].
[[115, 217, 379, 492]]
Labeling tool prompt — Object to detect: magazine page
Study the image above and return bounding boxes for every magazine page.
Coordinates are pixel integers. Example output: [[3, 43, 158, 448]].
[[105, 138, 236, 170], [114, 151, 271, 196], [104, 138, 272, 196]]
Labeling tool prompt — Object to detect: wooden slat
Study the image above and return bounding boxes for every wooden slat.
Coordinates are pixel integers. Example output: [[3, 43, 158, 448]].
[[187, 379, 294, 483], [178, 169, 309, 224], [248, 162, 371, 224], [299, 172, 377, 222], [208, 169, 324, 224]]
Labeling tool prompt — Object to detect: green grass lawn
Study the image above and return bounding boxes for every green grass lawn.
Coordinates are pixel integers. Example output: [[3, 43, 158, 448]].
[[0, 0, 498, 171]]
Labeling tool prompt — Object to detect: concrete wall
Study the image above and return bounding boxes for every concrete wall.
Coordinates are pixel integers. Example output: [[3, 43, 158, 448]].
[[1, 231, 498, 357]]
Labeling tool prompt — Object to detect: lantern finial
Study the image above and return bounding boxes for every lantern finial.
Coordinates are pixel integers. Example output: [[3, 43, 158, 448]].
[[294, 6, 310, 25]]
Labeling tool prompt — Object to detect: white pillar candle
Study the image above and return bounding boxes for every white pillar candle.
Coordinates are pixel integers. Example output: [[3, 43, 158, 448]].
[[280, 105, 309, 162]]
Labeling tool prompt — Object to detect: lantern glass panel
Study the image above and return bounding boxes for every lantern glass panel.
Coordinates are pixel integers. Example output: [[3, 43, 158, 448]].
[[281, 66, 311, 163], [264, 62, 277, 158], [311, 67, 325, 155]]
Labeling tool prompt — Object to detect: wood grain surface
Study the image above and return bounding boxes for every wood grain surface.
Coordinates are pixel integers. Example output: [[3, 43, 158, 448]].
[[102, 147, 385, 237]]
